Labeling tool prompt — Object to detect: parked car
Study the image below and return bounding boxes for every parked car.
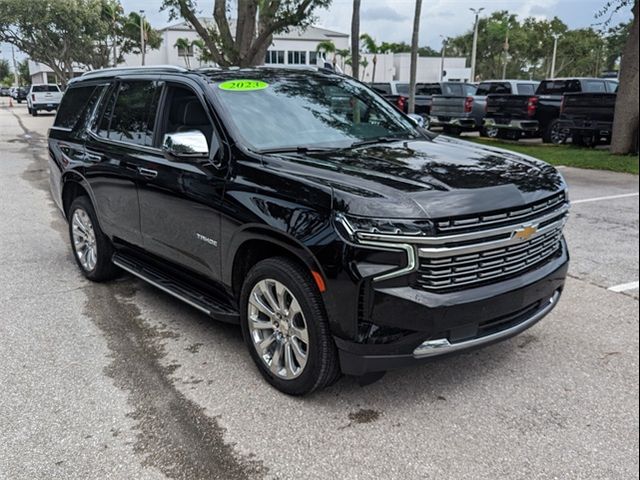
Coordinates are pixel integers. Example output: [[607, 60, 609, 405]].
[[49, 66, 569, 395], [558, 91, 617, 147], [484, 77, 619, 143], [27, 84, 63, 116], [11, 86, 29, 104], [430, 80, 538, 135], [0, 87, 10, 97]]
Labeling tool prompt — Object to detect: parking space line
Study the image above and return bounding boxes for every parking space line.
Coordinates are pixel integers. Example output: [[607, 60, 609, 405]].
[[608, 281, 640, 293], [572, 193, 639, 205]]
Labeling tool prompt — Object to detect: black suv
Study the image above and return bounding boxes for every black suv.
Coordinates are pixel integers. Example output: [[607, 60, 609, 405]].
[[49, 66, 569, 395]]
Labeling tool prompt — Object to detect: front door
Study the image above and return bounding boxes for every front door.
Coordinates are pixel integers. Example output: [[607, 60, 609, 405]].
[[136, 82, 228, 280]]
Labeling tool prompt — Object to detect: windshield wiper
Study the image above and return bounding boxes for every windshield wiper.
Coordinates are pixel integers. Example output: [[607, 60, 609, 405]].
[[348, 135, 416, 149], [256, 146, 342, 155]]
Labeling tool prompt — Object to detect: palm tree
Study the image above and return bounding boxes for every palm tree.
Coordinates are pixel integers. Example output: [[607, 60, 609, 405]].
[[351, 0, 361, 80], [174, 38, 192, 68], [360, 34, 381, 83], [316, 40, 337, 68], [191, 39, 206, 67], [409, 0, 423, 114], [101, 1, 123, 67], [336, 48, 351, 70]]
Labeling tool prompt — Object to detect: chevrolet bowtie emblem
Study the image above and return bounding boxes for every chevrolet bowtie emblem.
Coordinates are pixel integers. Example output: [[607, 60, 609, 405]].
[[513, 225, 538, 241]]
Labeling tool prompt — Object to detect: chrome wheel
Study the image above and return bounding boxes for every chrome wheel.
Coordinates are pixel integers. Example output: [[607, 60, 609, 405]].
[[485, 126, 499, 138], [550, 122, 568, 145], [71, 208, 97, 272], [247, 279, 309, 380]]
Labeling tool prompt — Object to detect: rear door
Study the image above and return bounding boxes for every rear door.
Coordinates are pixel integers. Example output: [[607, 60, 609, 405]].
[[84, 78, 164, 247]]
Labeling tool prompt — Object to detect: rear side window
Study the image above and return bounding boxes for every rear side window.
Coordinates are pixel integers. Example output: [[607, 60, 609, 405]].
[[416, 84, 442, 95], [54, 85, 96, 129], [476, 83, 511, 95], [96, 80, 162, 146], [582, 80, 607, 93], [32, 85, 60, 93], [537, 80, 581, 95], [516, 84, 536, 95], [371, 84, 391, 95]]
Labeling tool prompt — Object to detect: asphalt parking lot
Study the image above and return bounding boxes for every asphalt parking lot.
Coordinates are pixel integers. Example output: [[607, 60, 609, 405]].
[[0, 101, 638, 480]]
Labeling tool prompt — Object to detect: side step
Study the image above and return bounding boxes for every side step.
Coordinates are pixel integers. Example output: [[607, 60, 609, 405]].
[[112, 253, 239, 324]]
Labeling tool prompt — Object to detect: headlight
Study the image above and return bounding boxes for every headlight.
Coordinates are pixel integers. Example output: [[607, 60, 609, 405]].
[[334, 214, 428, 282]]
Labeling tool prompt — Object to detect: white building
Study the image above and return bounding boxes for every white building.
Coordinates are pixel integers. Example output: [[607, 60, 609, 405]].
[[120, 20, 350, 69], [28, 60, 85, 84], [356, 53, 471, 83]]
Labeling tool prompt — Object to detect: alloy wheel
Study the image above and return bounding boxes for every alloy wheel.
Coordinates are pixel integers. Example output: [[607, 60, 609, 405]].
[[247, 279, 309, 380], [71, 208, 98, 272]]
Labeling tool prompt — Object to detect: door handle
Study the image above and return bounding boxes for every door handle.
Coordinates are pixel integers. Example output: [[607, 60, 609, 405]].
[[138, 167, 158, 179]]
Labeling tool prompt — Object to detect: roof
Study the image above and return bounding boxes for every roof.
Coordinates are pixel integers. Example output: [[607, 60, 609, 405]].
[[160, 18, 348, 40]]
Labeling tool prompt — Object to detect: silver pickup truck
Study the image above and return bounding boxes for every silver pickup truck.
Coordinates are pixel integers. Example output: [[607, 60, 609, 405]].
[[430, 80, 539, 136]]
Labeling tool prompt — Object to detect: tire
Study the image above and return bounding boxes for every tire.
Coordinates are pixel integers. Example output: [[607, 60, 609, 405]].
[[31, 108, 38, 117], [68, 196, 119, 282], [240, 257, 340, 395], [27, 106, 32, 114], [443, 125, 462, 136], [481, 126, 499, 138], [572, 134, 597, 148], [543, 119, 568, 144]]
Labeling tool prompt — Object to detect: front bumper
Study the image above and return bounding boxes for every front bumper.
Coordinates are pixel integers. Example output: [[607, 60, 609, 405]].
[[484, 118, 539, 132], [336, 242, 568, 376]]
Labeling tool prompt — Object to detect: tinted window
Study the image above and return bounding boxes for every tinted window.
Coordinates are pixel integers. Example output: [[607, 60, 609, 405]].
[[582, 80, 607, 93], [516, 83, 536, 95], [54, 85, 96, 129], [396, 84, 410, 95], [32, 85, 60, 93], [97, 81, 162, 146], [371, 83, 392, 95], [416, 84, 442, 95], [605, 80, 619, 93], [476, 82, 511, 95], [537, 80, 581, 95]]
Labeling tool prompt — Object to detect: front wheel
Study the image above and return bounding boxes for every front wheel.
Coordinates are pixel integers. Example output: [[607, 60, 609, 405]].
[[240, 257, 340, 395], [68, 196, 120, 282]]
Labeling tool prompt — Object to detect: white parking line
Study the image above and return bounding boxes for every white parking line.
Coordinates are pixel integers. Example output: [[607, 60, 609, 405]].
[[608, 281, 640, 293], [572, 193, 639, 204]]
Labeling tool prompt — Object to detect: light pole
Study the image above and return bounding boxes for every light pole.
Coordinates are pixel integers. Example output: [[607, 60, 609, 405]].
[[11, 45, 19, 86], [550, 34, 560, 78], [440, 35, 447, 82], [469, 7, 484, 82], [139, 10, 146, 66]]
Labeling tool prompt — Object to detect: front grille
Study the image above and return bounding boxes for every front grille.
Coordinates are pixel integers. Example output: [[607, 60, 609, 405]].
[[436, 192, 566, 234], [415, 193, 569, 292]]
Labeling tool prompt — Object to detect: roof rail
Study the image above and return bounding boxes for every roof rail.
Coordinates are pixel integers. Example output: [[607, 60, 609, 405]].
[[80, 65, 188, 79]]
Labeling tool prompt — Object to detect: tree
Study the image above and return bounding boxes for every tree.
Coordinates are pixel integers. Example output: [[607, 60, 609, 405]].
[[408, 0, 422, 114], [360, 34, 381, 83], [336, 48, 351, 70], [175, 38, 193, 68], [101, 0, 124, 67], [0, 60, 10, 82], [162, 0, 331, 68], [351, 0, 361, 80], [120, 12, 163, 59], [17, 60, 30, 85], [316, 40, 337, 67], [604, 20, 632, 71], [611, 1, 639, 154]]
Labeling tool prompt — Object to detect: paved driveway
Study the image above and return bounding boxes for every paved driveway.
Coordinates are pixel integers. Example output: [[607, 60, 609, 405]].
[[1, 102, 638, 480]]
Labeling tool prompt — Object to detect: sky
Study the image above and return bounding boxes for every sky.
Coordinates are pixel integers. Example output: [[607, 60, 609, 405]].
[[1, 0, 633, 65]]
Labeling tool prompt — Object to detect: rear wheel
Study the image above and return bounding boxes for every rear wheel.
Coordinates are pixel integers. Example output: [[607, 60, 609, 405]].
[[68, 196, 119, 282], [481, 126, 499, 138], [240, 257, 340, 395], [543, 119, 568, 144], [31, 108, 38, 117]]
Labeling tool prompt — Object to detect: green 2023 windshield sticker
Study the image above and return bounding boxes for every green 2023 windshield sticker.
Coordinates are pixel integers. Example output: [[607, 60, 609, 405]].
[[218, 80, 269, 92]]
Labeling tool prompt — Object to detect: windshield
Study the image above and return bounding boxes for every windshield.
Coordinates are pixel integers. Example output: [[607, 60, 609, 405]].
[[211, 73, 421, 151]]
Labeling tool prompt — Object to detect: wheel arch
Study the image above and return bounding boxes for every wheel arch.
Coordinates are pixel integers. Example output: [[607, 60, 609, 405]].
[[61, 172, 96, 220]]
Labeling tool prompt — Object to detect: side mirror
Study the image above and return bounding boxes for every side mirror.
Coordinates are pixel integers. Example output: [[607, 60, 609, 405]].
[[162, 130, 209, 160], [407, 114, 425, 128]]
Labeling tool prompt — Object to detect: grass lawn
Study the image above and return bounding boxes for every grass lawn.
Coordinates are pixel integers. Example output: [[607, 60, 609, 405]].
[[470, 138, 639, 175]]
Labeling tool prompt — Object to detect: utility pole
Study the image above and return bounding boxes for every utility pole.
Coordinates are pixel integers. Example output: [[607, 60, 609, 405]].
[[550, 34, 560, 78], [408, 0, 423, 114], [502, 25, 509, 80], [440, 36, 447, 82], [11, 45, 19, 86], [469, 7, 484, 83], [139, 10, 146, 66]]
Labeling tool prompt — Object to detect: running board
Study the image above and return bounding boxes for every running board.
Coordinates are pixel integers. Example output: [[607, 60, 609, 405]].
[[112, 253, 239, 324]]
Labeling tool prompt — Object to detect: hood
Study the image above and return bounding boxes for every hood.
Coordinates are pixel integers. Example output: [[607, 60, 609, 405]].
[[262, 136, 566, 219]]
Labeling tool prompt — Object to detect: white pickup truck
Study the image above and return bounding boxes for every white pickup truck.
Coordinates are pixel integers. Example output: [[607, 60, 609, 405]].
[[27, 84, 63, 116]]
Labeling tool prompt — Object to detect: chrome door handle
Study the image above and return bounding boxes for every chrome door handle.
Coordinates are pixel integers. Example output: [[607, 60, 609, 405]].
[[138, 167, 158, 179]]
